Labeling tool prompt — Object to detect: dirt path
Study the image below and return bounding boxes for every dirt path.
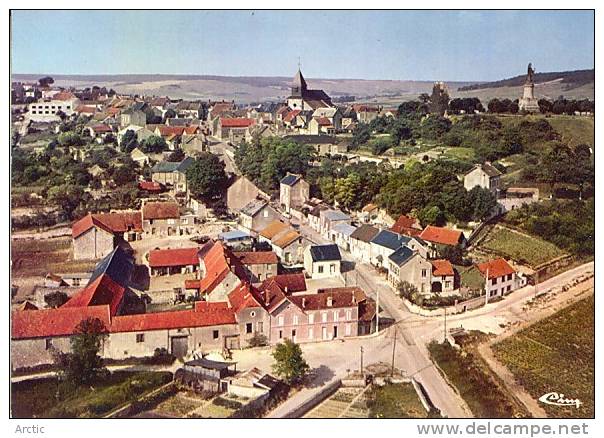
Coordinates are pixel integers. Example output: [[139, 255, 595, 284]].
[[476, 278, 594, 418]]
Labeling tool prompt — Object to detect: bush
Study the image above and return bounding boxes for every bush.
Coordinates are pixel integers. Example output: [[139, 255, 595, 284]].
[[212, 396, 242, 410], [247, 333, 269, 348]]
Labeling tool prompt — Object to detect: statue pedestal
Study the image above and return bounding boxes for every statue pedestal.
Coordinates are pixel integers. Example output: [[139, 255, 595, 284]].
[[519, 83, 540, 113]]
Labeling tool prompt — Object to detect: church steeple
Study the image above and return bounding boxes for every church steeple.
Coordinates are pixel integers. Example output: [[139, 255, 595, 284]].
[[291, 68, 307, 97]]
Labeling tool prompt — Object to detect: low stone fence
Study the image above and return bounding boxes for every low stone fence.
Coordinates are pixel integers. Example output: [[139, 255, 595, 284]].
[[401, 295, 485, 317], [282, 379, 342, 418]]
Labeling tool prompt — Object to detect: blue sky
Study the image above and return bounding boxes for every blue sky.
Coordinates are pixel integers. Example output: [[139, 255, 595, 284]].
[[11, 10, 594, 81]]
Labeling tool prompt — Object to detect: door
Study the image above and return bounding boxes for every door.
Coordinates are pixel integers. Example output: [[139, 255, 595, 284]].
[[333, 326, 338, 339], [171, 336, 189, 358]]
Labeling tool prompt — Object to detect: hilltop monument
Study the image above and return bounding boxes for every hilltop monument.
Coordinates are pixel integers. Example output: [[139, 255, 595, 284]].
[[518, 63, 540, 113]]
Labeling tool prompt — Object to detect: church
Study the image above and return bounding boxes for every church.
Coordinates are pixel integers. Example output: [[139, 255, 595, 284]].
[[286, 68, 334, 111]]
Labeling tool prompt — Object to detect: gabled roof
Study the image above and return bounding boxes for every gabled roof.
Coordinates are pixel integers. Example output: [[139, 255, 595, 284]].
[[138, 180, 163, 192], [431, 259, 455, 277], [322, 209, 350, 222], [315, 117, 332, 126], [259, 221, 289, 240], [280, 173, 301, 186], [72, 212, 143, 239], [234, 251, 278, 265], [476, 258, 516, 279], [288, 287, 367, 311], [196, 241, 248, 295], [220, 117, 255, 128], [308, 244, 341, 262], [371, 230, 410, 251], [151, 156, 195, 173], [88, 246, 134, 287], [419, 225, 464, 246], [62, 274, 125, 316], [272, 229, 301, 249], [240, 199, 269, 217], [283, 110, 301, 123], [350, 224, 380, 243], [388, 246, 415, 266], [12, 305, 111, 339], [332, 223, 357, 237], [227, 282, 264, 312], [149, 247, 201, 268], [142, 201, 180, 220], [391, 215, 421, 235], [52, 91, 77, 101], [469, 162, 502, 178]]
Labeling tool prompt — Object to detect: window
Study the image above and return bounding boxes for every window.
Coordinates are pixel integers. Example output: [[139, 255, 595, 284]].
[[181, 218, 188, 225], [213, 330, 219, 339], [308, 327, 314, 339], [250, 311, 256, 318], [318, 265, 324, 274], [421, 269, 427, 278], [345, 324, 351, 336], [507, 274, 513, 281], [279, 330, 283, 339], [246, 323, 253, 334], [333, 311, 339, 322], [136, 334, 145, 343], [322, 312, 327, 323], [308, 313, 314, 324], [445, 281, 451, 288], [292, 329, 296, 339], [278, 316, 284, 326], [263, 210, 269, 217], [168, 219, 175, 225], [346, 310, 352, 321], [492, 278, 498, 285], [45, 339, 53, 350], [257, 321, 263, 333], [507, 285, 511, 292], [293, 315, 299, 326], [72, 278, 80, 286]]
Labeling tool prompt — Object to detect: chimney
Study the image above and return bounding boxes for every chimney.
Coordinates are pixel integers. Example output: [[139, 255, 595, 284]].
[[284, 286, 289, 294], [302, 297, 306, 308], [352, 293, 356, 305], [265, 289, 270, 306], [327, 296, 333, 307]]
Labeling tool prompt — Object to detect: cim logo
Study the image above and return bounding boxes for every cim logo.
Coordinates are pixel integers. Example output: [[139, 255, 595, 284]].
[[538, 392, 583, 409]]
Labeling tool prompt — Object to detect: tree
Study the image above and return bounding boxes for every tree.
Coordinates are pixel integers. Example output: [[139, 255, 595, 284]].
[[397, 281, 418, 300], [247, 333, 269, 348], [467, 186, 497, 221], [418, 205, 446, 227], [185, 152, 228, 201], [334, 173, 362, 211], [44, 291, 69, 308], [271, 339, 310, 384], [38, 76, 54, 87], [141, 135, 168, 153], [569, 144, 594, 200], [167, 149, 186, 162], [539, 142, 573, 197], [54, 317, 108, 388], [120, 129, 138, 153]]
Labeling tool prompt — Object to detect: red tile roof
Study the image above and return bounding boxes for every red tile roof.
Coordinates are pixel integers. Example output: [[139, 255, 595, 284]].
[[430, 259, 455, 277], [220, 117, 255, 128], [110, 304, 236, 333], [476, 258, 516, 280], [234, 251, 278, 265], [391, 215, 421, 234], [72, 212, 142, 239], [289, 287, 367, 311], [62, 274, 125, 316], [271, 273, 307, 294], [185, 279, 200, 289], [12, 305, 111, 339], [228, 282, 264, 312], [142, 201, 179, 220], [52, 91, 77, 101], [258, 278, 288, 312], [138, 180, 163, 192], [419, 225, 464, 246], [149, 247, 200, 268], [156, 125, 186, 137], [283, 110, 301, 123], [75, 105, 97, 114], [90, 124, 112, 133], [194, 241, 248, 295]]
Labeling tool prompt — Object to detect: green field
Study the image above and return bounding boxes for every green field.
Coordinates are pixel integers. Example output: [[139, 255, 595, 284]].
[[442, 147, 476, 161], [478, 226, 566, 267], [493, 294, 594, 418], [11, 371, 172, 418], [547, 116, 594, 148]]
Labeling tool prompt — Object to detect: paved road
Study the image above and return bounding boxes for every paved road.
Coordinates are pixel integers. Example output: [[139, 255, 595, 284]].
[[208, 137, 238, 176]]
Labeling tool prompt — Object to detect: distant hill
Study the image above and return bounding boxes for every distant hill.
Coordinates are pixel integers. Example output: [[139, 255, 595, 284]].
[[458, 69, 594, 92]]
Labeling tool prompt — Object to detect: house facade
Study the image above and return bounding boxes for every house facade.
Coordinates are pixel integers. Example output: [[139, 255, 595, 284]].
[[142, 201, 182, 237], [279, 173, 310, 214], [464, 162, 502, 195], [303, 244, 342, 280]]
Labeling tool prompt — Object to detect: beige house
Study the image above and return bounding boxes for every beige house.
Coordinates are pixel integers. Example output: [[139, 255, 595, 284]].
[[387, 247, 433, 295], [464, 162, 502, 194], [239, 199, 281, 233], [279, 173, 310, 214], [151, 157, 195, 194], [141, 201, 182, 237]]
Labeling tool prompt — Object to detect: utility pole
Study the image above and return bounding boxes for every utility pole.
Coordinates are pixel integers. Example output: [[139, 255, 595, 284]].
[[534, 270, 539, 298], [484, 267, 490, 306], [376, 287, 380, 332], [391, 328, 397, 377], [443, 307, 447, 342], [360, 346, 364, 374]]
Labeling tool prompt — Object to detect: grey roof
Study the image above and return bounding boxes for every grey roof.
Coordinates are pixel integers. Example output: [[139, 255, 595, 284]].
[[309, 244, 341, 262], [309, 204, 329, 217], [185, 358, 233, 370], [240, 199, 268, 217], [322, 209, 350, 222], [280, 173, 301, 186], [219, 230, 250, 241], [470, 162, 502, 178], [371, 230, 411, 251], [332, 223, 357, 237], [388, 246, 415, 266], [350, 224, 380, 243], [88, 246, 134, 287], [152, 156, 195, 173]]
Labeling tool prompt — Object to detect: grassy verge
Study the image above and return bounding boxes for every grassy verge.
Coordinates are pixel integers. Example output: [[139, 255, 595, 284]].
[[492, 294, 594, 418], [428, 341, 529, 418], [11, 371, 173, 418], [367, 383, 430, 418]]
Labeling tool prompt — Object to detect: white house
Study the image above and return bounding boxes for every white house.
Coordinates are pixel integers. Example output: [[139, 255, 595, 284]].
[[303, 244, 342, 280]]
